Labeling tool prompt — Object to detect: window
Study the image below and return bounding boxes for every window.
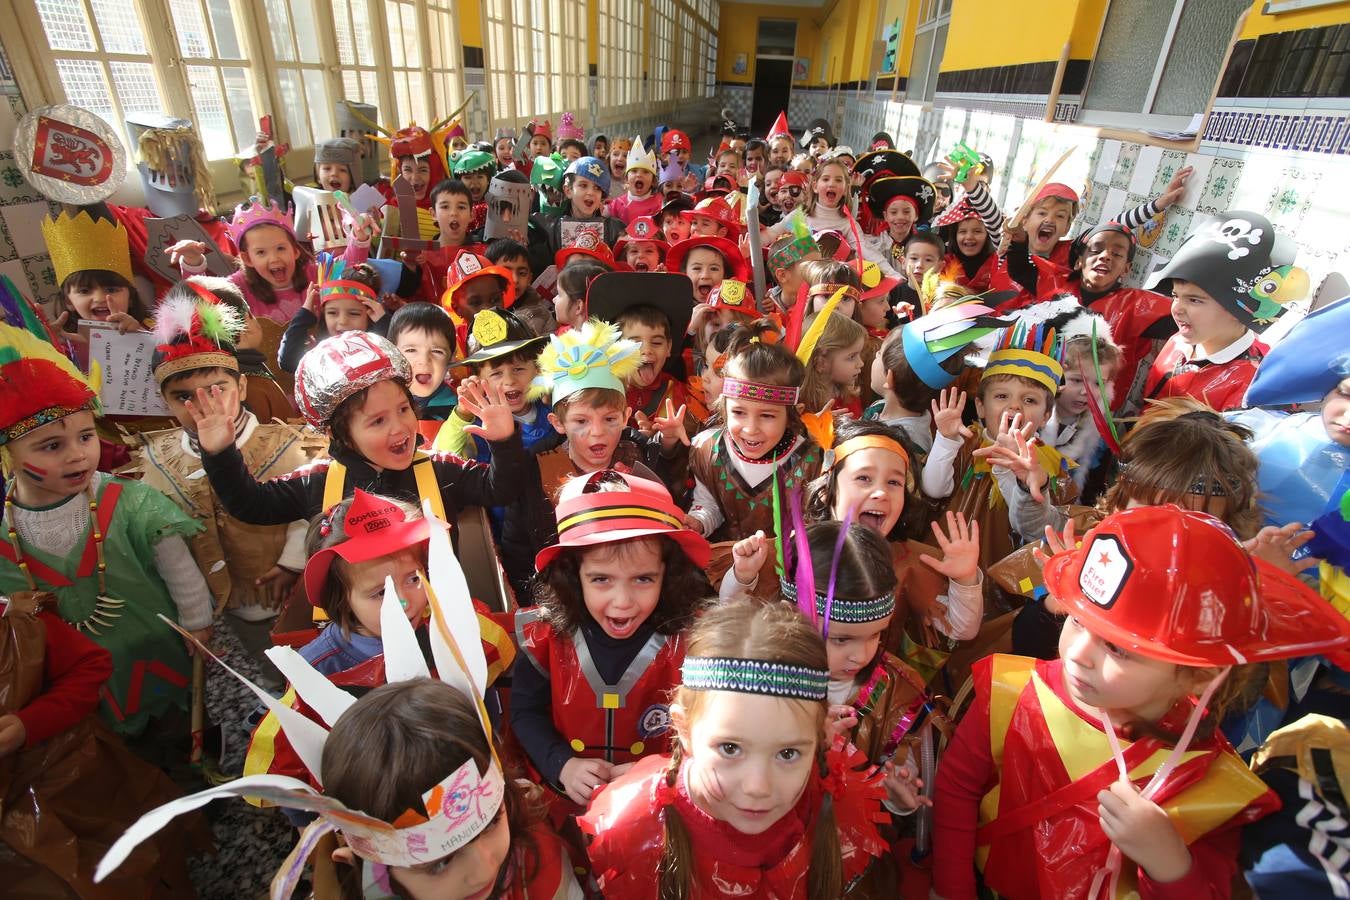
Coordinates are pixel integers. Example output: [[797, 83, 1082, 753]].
[[650, 0, 673, 103], [706, 30, 717, 98], [1079, 0, 1249, 125], [482, 0, 588, 125], [332, 0, 380, 106], [260, 0, 331, 148], [31, 0, 166, 137], [168, 0, 258, 159], [598, 0, 643, 112], [384, 0, 428, 125], [908, 0, 950, 102], [677, 8, 696, 101]]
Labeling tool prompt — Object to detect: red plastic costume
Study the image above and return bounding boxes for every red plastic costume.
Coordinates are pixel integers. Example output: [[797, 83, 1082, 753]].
[[932, 655, 1278, 900], [1144, 333, 1267, 412], [626, 371, 688, 424], [581, 745, 893, 898], [504, 821, 578, 899], [515, 611, 686, 777]]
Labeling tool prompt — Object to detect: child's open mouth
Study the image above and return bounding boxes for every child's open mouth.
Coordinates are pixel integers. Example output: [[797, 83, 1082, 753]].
[[585, 442, 611, 461], [736, 436, 764, 455], [824, 189, 840, 204], [696, 283, 713, 300], [267, 263, 289, 283], [504, 389, 524, 407], [326, 178, 345, 190], [859, 509, 888, 532], [387, 436, 412, 457], [604, 615, 638, 637], [1037, 224, 1056, 243], [89, 305, 110, 319], [633, 261, 651, 272], [62, 468, 93, 487]]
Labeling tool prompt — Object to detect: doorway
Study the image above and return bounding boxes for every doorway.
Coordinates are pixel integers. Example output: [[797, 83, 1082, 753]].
[[751, 18, 797, 136]]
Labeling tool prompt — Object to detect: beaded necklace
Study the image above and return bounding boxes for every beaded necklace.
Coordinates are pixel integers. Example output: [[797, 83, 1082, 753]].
[[3, 481, 125, 634]]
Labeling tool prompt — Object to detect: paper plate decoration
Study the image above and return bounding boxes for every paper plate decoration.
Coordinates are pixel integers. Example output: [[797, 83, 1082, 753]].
[[14, 105, 126, 204]]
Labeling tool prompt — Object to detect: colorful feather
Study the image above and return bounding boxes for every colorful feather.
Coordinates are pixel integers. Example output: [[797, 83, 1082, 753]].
[[821, 502, 857, 638], [529, 318, 641, 400], [795, 285, 850, 364], [788, 488, 817, 628]]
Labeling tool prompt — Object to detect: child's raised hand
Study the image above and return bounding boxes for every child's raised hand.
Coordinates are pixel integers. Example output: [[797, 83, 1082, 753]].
[[361, 296, 386, 323], [930, 388, 973, 441], [1097, 780, 1193, 884], [688, 302, 716, 335], [920, 511, 981, 586], [560, 756, 614, 805], [1157, 165, 1194, 210], [975, 413, 1047, 502], [458, 378, 517, 443], [0, 714, 26, 757], [730, 530, 770, 586], [827, 704, 858, 741], [302, 283, 321, 315], [183, 384, 241, 455], [1243, 522, 1321, 576], [107, 310, 145, 334], [646, 398, 690, 450], [167, 239, 209, 269], [883, 760, 932, 813]]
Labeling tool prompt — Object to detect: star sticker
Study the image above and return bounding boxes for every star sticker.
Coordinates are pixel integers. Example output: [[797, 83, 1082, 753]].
[[1097, 551, 1113, 566]]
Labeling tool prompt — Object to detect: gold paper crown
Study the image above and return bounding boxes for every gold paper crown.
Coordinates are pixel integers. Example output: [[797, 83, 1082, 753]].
[[40, 211, 134, 285]]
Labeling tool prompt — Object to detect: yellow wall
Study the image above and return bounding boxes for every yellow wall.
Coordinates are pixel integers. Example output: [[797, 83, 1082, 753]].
[[460, 2, 481, 47], [716, 2, 823, 85], [1238, 0, 1350, 38], [942, 0, 1104, 70]]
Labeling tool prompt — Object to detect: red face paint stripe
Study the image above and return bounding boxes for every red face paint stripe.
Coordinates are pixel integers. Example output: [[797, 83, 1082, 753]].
[[21, 463, 48, 479]]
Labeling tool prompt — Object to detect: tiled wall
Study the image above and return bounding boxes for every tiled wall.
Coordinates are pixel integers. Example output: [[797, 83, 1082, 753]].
[[830, 92, 1349, 305], [0, 92, 63, 310]]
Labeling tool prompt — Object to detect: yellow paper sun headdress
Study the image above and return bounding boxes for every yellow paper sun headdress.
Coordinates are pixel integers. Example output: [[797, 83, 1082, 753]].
[[531, 318, 641, 407], [40, 210, 134, 285]]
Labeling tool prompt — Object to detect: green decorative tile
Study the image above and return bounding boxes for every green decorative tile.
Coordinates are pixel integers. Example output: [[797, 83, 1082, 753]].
[[1151, 150, 1188, 198], [1195, 157, 1243, 215], [1110, 142, 1140, 190]]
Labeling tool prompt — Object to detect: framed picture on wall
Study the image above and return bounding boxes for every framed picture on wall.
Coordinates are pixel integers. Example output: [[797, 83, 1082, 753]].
[[793, 57, 810, 82], [733, 54, 748, 75]]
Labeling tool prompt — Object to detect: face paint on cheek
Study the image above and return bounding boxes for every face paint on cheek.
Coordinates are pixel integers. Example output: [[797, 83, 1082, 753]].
[[21, 462, 48, 482]]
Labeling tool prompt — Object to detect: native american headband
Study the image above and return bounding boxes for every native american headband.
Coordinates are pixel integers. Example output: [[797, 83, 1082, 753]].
[[780, 579, 896, 625], [97, 502, 502, 888], [681, 656, 829, 701], [808, 282, 860, 302], [721, 376, 800, 406], [829, 434, 909, 474]]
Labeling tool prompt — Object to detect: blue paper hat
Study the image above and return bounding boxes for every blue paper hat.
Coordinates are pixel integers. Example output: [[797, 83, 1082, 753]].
[[901, 302, 1011, 389], [1245, 295, 1350, 407]]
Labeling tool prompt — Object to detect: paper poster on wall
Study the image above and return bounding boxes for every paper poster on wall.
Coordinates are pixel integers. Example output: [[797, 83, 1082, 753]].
[[883, 21, 899, 73], [733, 54, 748, 76], [85, 322, 170, 416], [793, 58, 810, 82]]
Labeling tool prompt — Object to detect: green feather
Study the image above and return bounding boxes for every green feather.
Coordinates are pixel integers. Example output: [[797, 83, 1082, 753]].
[[196, 300, 244, 345]]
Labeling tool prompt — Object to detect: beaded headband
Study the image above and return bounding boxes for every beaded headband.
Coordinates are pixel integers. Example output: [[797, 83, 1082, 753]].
[[1116, 461, 1244, 498], [721, 376, 800, 406], [681, 656, 829, 701], [780, 581, 896, 624]]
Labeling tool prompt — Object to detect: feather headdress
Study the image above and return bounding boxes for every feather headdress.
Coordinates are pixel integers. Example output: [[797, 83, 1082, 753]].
[[531, 318, 641, 406], [0, 321, 100, 451], [150, 280, 245, 384]]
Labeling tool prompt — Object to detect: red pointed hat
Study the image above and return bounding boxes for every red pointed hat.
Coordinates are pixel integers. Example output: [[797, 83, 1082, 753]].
[[766, 112, 791, 142], [933, 195, 982, 228], [665, 235, 751, 283], [535, 470, 710, 570], [303, 489, 432, 605], [1043, 505, 1350, 667]]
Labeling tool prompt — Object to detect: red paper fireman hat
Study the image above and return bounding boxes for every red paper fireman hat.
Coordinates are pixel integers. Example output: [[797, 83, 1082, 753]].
[[303, 489, 432, 605], [1043, 505, 1350, 667], [555, 230, 619, 270], [535, 470, 711, 571], [680, 195, 744, 239], [664, 235, 751, 283], [706, 279, 758, 318], [612, 215, 668, 261], [441, 252, 517, 312]]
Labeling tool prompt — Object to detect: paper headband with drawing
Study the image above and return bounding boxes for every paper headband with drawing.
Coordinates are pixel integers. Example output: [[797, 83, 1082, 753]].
[[96, 502, 503, 896]]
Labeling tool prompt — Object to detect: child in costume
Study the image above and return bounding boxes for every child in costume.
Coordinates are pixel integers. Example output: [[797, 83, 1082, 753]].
[[42, 206, 150, 345], [607, 136, 661, 225], [0, 323, 212, 738], [932, 505, 1350, 900], [171, 197, 373, 324], [858, 159, 937, 279], [657, 193, 695, 244], [687, 337, 823, 543], [277, 253, 388, 373], [606, 136, 631, 185], [551, 261, 606, 334], [244, 491, 515, 809], [313, 137, 360, 192], [1007, 221, 1176, 414], [487, 235, 556, 335], [586, 272, 693, 431], [580, 597, 896, 897], [687, 279, 761, 383], [1040, 317, 1120, 490], [612, 215, 666, 273], [687, 317, 777, 429], [0, 590, 208, 898], [136, 282, 315, 682], [438, 250, 516, 354], [682, 196, 744, 241], [434, 310, 557, 603], [543, 157, 625, 251], [451, 148, 497, 232], [866, 328, 947, 454], [189, 329, 533, 530], [661, 128, 705, 183], [99, 529, 572, 900], [1144, 210, 1305, 412], [803, 158, 858, 251], [530, 318, 689, 502], [667, 232, 752, 306], [765, 215, 824, 317], [511, 470, 712, 817], [798, 311, 867, 419], [935, 196, 1002, 292], [921, 325, 1078, 571], [387, 302, 457, 427], [398, 178, 486, 305]]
